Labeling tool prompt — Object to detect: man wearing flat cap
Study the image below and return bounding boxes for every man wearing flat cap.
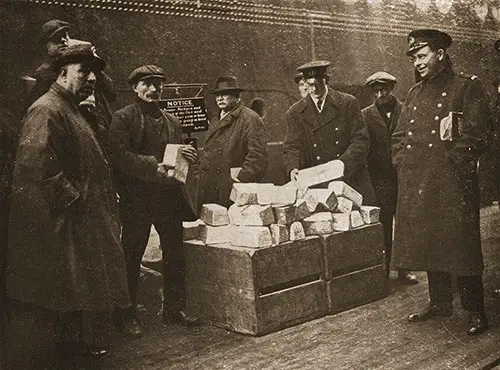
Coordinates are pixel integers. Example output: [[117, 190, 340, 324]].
[[197, 76, 268, 208], [283, 60, 376, 204], [392, 29, 492, 335], [362, 71, 417, 285], [4, 43, 130, 362], [109, 65, 198, 334]]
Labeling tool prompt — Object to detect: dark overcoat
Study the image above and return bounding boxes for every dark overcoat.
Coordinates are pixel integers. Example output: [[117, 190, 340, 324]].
[[362, 99, 401, 211], [109, 102, 196, 221], [283, 89, 377, 204], [392, 65, 492, 275], [6, 83, 130, 312], [197, 101, 268, 208]]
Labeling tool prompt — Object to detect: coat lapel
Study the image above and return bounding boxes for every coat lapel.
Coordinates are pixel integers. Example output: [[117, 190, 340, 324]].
[[316, 91, 340, 130], [205, 103, 242, 142]]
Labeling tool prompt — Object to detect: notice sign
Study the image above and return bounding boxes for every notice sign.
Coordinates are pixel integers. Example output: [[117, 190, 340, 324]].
[[160, 97, 209, 133]]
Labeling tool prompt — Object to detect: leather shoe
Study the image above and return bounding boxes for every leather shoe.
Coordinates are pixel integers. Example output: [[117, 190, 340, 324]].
[[117, 317, 143, 338], [407, 304, 452, 322], [492, 288, 500, 298], [56, 342, 110, 359], [467, 312, 488, 336], [397, 271, 419, 285], [162, 310, 199, 326]]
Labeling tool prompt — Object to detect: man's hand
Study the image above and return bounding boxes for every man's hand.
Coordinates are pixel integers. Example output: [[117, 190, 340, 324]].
[[290, 168, 299, 182], [157, 163, 172, 179], [180, 145, 197, 164]]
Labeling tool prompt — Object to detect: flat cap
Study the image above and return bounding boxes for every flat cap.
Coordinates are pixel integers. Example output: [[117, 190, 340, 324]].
[[297, 60, 330, 79], [128, 65, 166, 85], [211, 76, 244, 94], [41, 19, 71, 42], [365, 71, 397, 86], [52, 41, 106, 72], [406, 29, 452, 56]]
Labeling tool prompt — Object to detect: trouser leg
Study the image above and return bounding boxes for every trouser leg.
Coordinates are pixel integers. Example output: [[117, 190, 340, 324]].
[[427, 270, 453, 307], [120, 200, 152, 314], [457, 274, 485, 313], [378, 207, 393, 275]]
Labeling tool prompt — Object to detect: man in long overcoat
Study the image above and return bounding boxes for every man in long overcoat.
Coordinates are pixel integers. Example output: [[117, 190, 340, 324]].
[[5, 43, 130, 359], [283, 60, 376, 204], [392, 29, 492, 335], [362, 71, 417, 284], [110, 65, 198, 335], [197, 76, 268, 208]]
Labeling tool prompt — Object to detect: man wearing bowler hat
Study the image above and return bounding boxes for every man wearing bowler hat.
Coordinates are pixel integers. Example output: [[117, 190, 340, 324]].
[[362, 71, 418, 285], [392, 29, 492, 335], [283, 60, 376, 204], [5, 43, 130, 362], [197, 76, 268, 208], [110, 65, 198, 335]]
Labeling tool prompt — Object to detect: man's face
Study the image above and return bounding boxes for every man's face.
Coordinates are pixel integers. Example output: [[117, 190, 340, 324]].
[[297, 79, 309, 98], [62, 62, 96, 102], [410, 46, 443, 80], [133, 78, 163, 102], [371, 83, 393, 104], [305, 77, 327, 99], [46, 31, 70, 56], [215, 93, 239, 112]]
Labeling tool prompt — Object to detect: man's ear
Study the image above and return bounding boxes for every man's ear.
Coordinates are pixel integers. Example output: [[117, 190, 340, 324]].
[[59, 67, 68, 79], [437, 49, 445, 61]]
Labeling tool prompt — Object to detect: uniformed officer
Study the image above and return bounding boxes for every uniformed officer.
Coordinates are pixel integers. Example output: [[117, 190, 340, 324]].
[[283, 60, 376, 204], [362, 71, 417, 284], [392, 29, 492, 335]]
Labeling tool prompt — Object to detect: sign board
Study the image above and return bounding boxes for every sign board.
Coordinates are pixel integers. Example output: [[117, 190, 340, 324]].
[[160, 97, 209, 133]]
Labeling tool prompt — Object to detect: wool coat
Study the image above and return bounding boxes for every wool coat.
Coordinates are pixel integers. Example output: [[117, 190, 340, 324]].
[[197, 101, 268, 209], [391, 65, 492, 275], [362, 99, 402, 211], [283, 89, 377, 204], [6, 83, 130, 312], [109, 101, 196, 221]]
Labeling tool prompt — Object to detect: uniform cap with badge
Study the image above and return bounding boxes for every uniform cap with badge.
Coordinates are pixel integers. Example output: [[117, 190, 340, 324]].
[[296, 60, 331, 79], [406, 29, 452, 56]]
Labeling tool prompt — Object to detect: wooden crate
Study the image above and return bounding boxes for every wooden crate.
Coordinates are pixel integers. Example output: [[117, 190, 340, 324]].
[[326, 261, 388, 314], [185, 237, 327, 336], [321, 223, 385, 279]]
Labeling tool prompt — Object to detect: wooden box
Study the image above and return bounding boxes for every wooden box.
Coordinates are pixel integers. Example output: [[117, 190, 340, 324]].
[[326, 260, 388, 314], [185, 237, 327, 336], [321, 223, 384, 279]]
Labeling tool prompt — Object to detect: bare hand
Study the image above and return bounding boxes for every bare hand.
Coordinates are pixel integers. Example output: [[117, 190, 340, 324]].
[[290, 168, 299, 182], [180, 145, 197, 164]]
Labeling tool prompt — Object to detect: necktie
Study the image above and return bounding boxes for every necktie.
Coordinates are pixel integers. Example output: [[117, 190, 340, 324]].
[[317, 99, 322, 112]]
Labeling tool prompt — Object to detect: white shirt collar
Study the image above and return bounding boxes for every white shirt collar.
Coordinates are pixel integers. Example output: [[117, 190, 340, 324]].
[[220, 99, 241, 120], [310, 87, 328, 113]]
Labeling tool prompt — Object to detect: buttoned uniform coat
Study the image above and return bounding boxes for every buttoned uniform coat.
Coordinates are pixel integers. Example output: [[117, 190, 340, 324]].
[[5, 83, 130, 312], [197, 101, 268, 209], [283, 89, 377, 204], [391, 65, 492, 275], [362, 99, 402, 212], [109, 102, 196, 221]]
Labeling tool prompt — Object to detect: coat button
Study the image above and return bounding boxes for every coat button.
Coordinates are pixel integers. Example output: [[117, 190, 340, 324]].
[[428, 143, 433, 148], [406, 144, 412, 149], [413, 106, 417, 111], [335, 141, 339, 145], [431, 129, 436, 134], [216, 168, 221, 174], [218, 149, 223, 154], [335, 127, 339, 131], [336, 154, 340, 158], [434, 116, 440, 121], [410, 119, 415, 124], [437, 103, 442, 108], [316, 156, 321, 161], [442, 92, 447, 97], [408, 131, 413, 136], [313, 143, 317, 148]]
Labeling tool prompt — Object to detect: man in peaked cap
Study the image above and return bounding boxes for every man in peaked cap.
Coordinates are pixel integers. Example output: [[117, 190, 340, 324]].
[[283, 60, 377, 204], [294, 72, 309, 98], [362, 71, 418, 285], [197, 75, 268, 208], [5, 43, 130, 363], [41, 19, 71, 56], [392, 29, 492, 335], [110, 65, 198, 335]]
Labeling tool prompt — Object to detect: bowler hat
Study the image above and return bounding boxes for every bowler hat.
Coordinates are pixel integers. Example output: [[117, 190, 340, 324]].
[[128, 65, 166, 85], [211, 76, 244, 94], [365, 71, 397, 86], [406, 29, 452, 56], [41, 19, 71, 42], [297, 60, 331, 79], [52, 41, 106, 72]]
